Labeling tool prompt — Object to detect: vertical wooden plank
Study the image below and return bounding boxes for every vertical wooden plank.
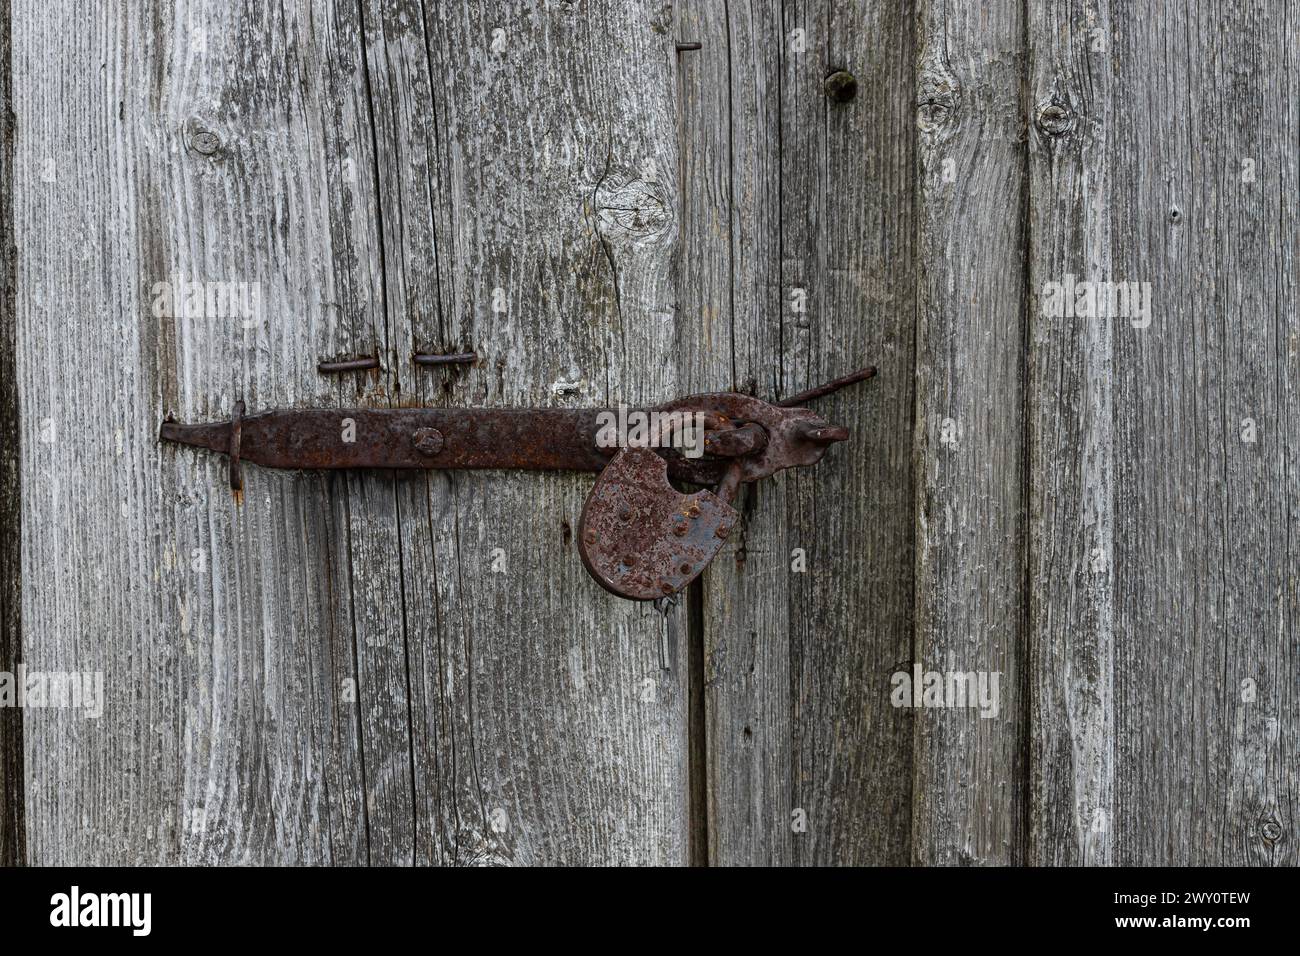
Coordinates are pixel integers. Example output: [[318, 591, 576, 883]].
[[299, 0, 426, 856], [671, 3, 758, 868], [1108, 0, 1298, 865], [1245, 0, 1300, 869], [305, 0, 409, 865], [677, 0, 790, 868], [340, 0, 459, 864], [17, 0, 173, 865], [0, 0, 22, 868], [678, 0, 916, 864], [796, 0, 916, 868], [383, 1, 691, 864], [1025, 0, 1115, 865], [911, 0, 1028, 864], [14, 0, 690, 867], [15, 0, 376, 863], [158, 0, 378, 864]]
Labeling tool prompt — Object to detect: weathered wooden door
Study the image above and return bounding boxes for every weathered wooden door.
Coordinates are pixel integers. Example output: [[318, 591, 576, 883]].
[[1, 0, 1295, 867]]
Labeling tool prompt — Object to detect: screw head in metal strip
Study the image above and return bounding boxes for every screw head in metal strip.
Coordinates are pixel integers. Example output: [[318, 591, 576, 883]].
[[411, 427, 444, 457]]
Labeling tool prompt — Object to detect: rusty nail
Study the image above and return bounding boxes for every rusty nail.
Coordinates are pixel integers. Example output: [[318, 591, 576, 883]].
[[715, 524, 730, 539], [676, 41, 702, 51], [318, 356, 380, 373], [618, 505, 633, 521], [672, 520, 689, 537], [679, 563, 691, 574], [411, 427, 444, 457], [412, 351, 477, 366], [623, 555, 637, 567], [778, 366, 877, 407]]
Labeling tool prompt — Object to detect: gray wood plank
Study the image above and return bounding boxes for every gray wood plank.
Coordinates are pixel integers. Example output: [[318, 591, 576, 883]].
[[678, 0, 916, 864], [342, 0, 460, 863], [0, 0, 22, 868], [911, 0, 1029, 865], [15, 0, 376, 864], [1107, 0, 1298, 865], [308, 0, 411, 865], [1025, 0, 1116, 865], [677, 0, 792, 869], [360, 0, 692, 865], [14, 0, 693, 867]]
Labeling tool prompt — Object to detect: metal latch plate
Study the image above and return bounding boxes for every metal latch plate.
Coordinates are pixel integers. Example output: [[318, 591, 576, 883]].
[[578, 448, 737, 600]]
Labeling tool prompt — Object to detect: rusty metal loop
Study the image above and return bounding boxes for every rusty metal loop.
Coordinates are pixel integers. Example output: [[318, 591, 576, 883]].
[[715, 460, 743, 504]]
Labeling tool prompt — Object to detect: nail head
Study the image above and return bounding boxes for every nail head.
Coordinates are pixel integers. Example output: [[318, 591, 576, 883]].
[[411, 427, 444, 457], [825, 70, 858, 103]]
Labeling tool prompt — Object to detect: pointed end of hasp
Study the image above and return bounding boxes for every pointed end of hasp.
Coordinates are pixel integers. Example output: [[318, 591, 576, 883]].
[[159, 418, 232, 453]]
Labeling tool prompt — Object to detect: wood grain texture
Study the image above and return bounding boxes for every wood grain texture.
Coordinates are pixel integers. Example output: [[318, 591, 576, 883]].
[[1106, 0, 1298, 865], [677, 0, 916, 865], [7, 0, 1298, 868], [14, 0, 691, 865], [911, 0, 1028, 865], [1025, 0, 1115, 865], [15, 0, 386, 864], [0, 0, 21, 868], [380, 0, 691, 865], [677, 0, 791, 868]]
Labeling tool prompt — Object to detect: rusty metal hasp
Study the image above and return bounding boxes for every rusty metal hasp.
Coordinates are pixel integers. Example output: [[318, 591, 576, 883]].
[[160, 366, 875, 601]]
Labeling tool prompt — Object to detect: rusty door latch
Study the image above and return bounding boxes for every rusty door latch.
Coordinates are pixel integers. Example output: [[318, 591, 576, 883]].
[[160, 366, 875, 601]]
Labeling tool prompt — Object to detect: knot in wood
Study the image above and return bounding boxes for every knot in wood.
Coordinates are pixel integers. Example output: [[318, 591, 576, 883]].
[[185, 118, 223, 156], [917, 96, 955, 134], [594, 178, 669, 242], [1034, 100, 1075, 137], [917, 53, 960, 137]]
